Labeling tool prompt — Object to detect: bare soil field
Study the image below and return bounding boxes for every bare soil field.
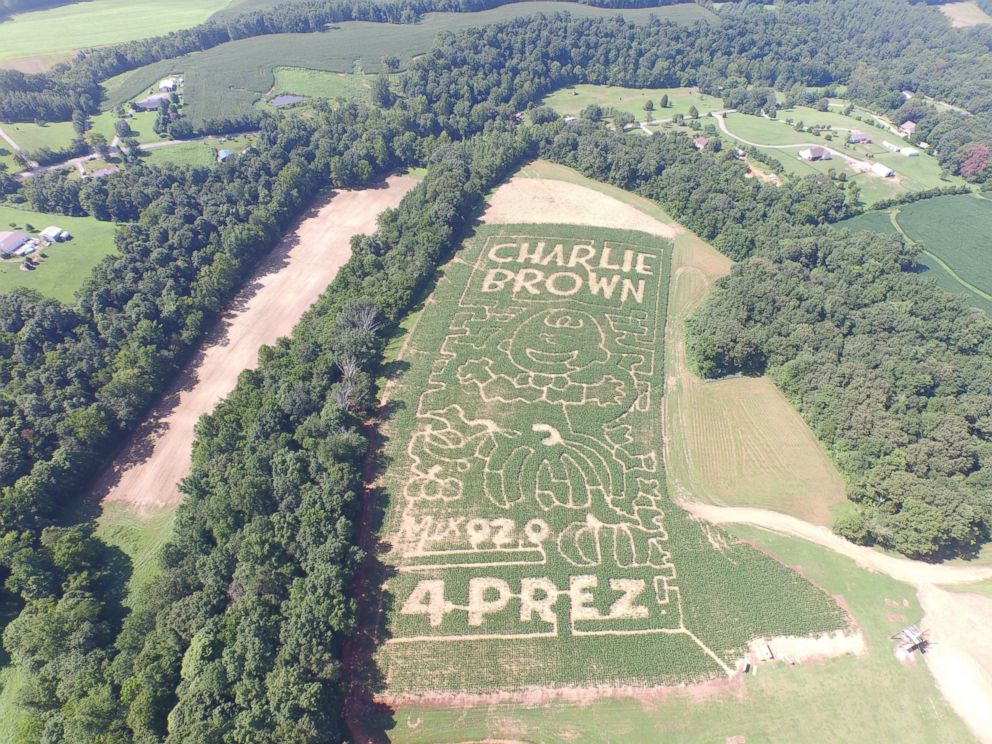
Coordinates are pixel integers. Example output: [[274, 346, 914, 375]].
[[94, 175, 418, 513], [664, 236, 847, 526], [481, 176, 678, 237], [939, 1, 992, 27]]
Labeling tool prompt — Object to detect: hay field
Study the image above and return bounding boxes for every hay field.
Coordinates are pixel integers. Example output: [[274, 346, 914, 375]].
[[541, 84, 722, 121], [375, 215, 847, 696], [939, 1, 992, 27]]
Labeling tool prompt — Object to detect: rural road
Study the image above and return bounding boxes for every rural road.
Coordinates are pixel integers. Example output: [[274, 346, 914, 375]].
[[680, 499, 992, 742], [93, 174, 419, 513]]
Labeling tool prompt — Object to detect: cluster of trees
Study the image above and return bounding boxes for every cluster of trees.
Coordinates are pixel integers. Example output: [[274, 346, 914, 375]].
[[686, 230, 992, 558]]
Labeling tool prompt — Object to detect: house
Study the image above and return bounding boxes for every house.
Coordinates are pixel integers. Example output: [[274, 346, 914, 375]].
[[900, 147, 919, 157], [881, 140, 901, 153], [159, 77, 180, 92], [871, 162, 894, 177], [693, 135, 710, 150], [900, 120, 917, 136], [0, 230, 31, 257], [40, 226, 69, 243], [848, 131, 872, 144], [217, 149, 233, 163], [799, 146, 831, 161]]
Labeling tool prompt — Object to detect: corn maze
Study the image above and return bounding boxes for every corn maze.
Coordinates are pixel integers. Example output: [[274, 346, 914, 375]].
[[378, 224, 848, 694]]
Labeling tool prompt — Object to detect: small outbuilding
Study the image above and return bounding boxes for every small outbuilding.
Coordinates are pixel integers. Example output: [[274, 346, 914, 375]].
[[40, 225, 68, 243], [159, 77, 180, 92], [799, 146, 831, 161], [900, 147, 919, 157], [0, 230, 31, 257], [882, 140, 901, 153], [217, 149, 233, 163], [848, 131, 872, 144], [871, 162, 895, 177]]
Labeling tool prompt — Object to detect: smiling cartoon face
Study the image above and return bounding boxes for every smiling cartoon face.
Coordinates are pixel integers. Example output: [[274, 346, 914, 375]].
[[508, 309, 608, 375]]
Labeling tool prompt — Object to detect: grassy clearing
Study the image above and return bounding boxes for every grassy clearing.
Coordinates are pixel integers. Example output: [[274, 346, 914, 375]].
[[94, 503, 175, 606], [719, 107, 962, 205], [269, 68, 373, 103], [106, 2, 716, 125], [939, 1, 992, 27], [0, 204, 117, 302], [2, 120, 77, 155], [541, 84, 722, 121], [0, 0, 234, 64], [138, 134, 255, 168], [376, 216, 845, 695], [388, 524, 974, 742]]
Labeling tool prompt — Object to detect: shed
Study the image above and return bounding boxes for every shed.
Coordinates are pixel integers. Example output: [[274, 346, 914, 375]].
[[871, 162, 894, 177], [0, 230, 31, 257], [40, 226, 64, 243], [848, 131, 871, 144], [900, 147, 919, 157], [217, 149, 233, 163], [881, 140, 901, 153]]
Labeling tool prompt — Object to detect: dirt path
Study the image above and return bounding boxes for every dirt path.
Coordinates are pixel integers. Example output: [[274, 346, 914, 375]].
[[0, 124, 37, 168], [481, 176, 679, 238], [680, 499, 992, 743], [93, 175, 419, 513]]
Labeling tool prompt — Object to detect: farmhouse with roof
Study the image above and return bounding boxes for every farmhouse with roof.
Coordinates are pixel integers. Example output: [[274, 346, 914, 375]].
[[0, 230, 31, 257], [693, 135, 709, 149], [159, 77, 180, 92], [799, 146, 831, 161], [848, 131, 871, 144], [900, 120, 917, 136]]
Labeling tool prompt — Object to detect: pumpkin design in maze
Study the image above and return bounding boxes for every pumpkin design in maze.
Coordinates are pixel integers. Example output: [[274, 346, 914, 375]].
[[379, 225, 848, 693]]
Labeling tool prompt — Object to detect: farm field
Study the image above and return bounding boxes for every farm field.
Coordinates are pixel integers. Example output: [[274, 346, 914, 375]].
[[374, 201, 849, 695], [664, 232, 848, 527], [718, 108, 963, 204], [93, 503, 176, 605], [838, 196, 992, 316], [388, 524, 975, 743], [541, 84, 722, 122], [0, 204, 117, 302], [940, 1, 992, 27], [0, 0, 234, 66], [103, 2, 718, 125]]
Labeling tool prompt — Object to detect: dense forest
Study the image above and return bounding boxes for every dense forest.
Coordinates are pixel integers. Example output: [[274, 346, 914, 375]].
[[2, 0, 992, 740]]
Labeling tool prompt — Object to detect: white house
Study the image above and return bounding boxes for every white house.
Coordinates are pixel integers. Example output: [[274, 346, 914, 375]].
[[40, 226, 66, 243], [799, 146, 831, 161], [159, 77, 180, 92], [871, 162, 895, 177]]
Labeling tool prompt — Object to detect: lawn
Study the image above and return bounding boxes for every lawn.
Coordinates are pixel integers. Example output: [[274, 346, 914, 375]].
[[375, 215, 846, 695], [0, 204, 118, 303], [138, 134, 255, 168], [541, 84, 722, 122], [2, 119, 78, 155], [720, 107, 963, 204], [102, 2, 717, 125], [387, 525, 974, 742], [0, 0, 235, 64]]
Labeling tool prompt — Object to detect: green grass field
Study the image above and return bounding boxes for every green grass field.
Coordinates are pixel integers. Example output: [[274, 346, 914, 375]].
[[94, 503, 175, 606], [0, 204, 117, 302], [0, 0, 235, 64], [103, 2, 717, 125], [838, 197, 992, 315], [376, 220, 846, 694], [138, 134, 254, 168], [389, 524, 974, 742], [269, 68, 375, 103], [719, 107, 963, 205], [541, 84, 722, 121]]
